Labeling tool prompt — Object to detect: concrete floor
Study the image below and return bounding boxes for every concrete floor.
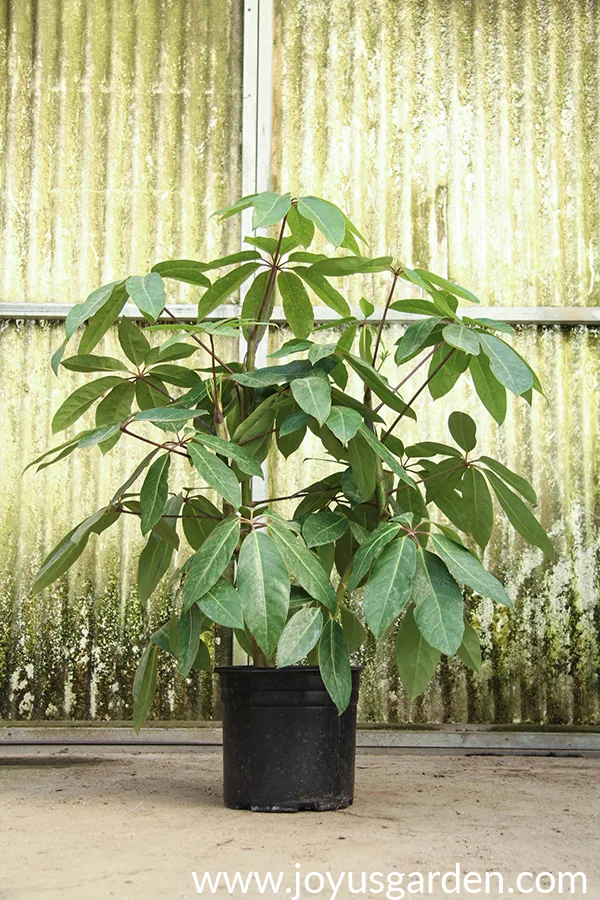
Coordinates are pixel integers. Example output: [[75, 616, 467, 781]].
[[1, 744, 597, 900]]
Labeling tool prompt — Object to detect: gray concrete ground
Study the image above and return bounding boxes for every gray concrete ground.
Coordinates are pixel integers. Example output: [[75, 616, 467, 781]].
[[1, 743, 598, 900]]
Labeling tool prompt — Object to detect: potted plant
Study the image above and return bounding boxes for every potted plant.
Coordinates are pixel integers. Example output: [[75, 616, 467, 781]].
[[29, 191, 552, 811]]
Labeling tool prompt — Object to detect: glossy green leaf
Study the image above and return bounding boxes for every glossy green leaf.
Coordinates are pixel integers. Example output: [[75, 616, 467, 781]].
[[198, 579, 244, 629], [192, 639, 212, 671], [140, 454, 170, 535], [347, 523, 402, 591], [151, 259, 211, 287], [51, 376, 124, 434], [469, 353, 507, 424], [442, 324, 480, 355], [395, 606, 441, 700], [302, 511, 348, 548], [135, 376, 170, 410], [51, 340, 67, 376], [181, 496, 220, 550], [286, 204, 315, 247], [232, 360, 311, 388], [268, 338, 314, 359], [251, 191, 292, 230], [118, 316, 151, 365], [486, 472, 554, 559], [277, 270, 314, 339], [461, 467, 493, 549], [347, 431, 376, 500], [325, 406, 362, 444], [61, 354, 128, 373], [138, 533, 173, 605], [204, 250, 262, 270], [390, 298, 441, 317], [448, 411, 477, 452], [188, 441, 241, 509], [405, 441, 461, 458], [364, 536, 417, 638], [428, 346, 469, 400], [412, 549, 465, 655], [126, 273, 166, 323], [192, 433, 263, 479], [241, 271, 270, 338], [65, 280, 122, 339], [478, 333, 533, 397], [294, 268, 351, 317], [340, 351, 414, 416], [290, 373, 331, 426], [394, 317, 442, 364], [177, 605, 202, 678], [78, 284, 129, 354], [277, 607, 323, 668], [457, 620, 483, 672], [133, 407, 201, 427], [268, 520, 337, 612], [318, 619, 352, 713], [479, 456, 537, 505], [280, 409, 311, 436], [238, 531, 290, 658], [211, 194, 257, 220], [182, 516, 240, 610], [297, 196, 345, 247], [414, 268, 480, 305], [307, 343, 337, 364], [430, 534, 512, 606], [359, 424, 415, 487], [133, 642, 158, 733], [339, 602, 367, 653], [95, 380, 136, 427], [197, 262, 260, 320], [330, 387, 384, 424]]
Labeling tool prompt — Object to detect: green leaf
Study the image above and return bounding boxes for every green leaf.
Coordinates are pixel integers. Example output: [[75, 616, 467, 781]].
[[330, 387, 384, 424], [51, 376, 124, 434], [251, 191, 292, 230], [277, 607, 323, 668], [411, 550, 465, 656], [192, 434, 263, 478], [359, 296, 375, 318], [76, 423, 121, 449], [183, 516, 240, 610], [133, 407, 202, 427], [95, 380, 136, 427], [302, 511, 348, 548], [238, 530, 290, 658], [136, 377, 168, 412], [318, 620, 352, 713], [467, 316, 515, 335], [478, 333, 533, 397], [65, 280, 122, 339], [358, 424, 415, 487], [51, 340, 67, 376], [339, 602, 367, 652], [138, 534, 173, 605], [133, 643, 158, 733], [188, 441, 241, 509], [290, 372, 331, 426], [146, 364, 198, 388], [61, 354, 128, 373], [461, 467, 493, 549], [347, 523, 402, 591], [277, 270, 314, 339], [181, 496, 220, 550], [307, 342, 337, 364], [149, 341, 197, 364], [394, 317, 442, 364], [442, 324, 480, 355], [348, 431, 376, 500], [198, 579, 244, 629], [413, 269, 480, 305], [125, 273, 166, 323], [110, 449, 159, 502], [177, 605, 202, 678], [448, 411, 477, 453], [309, 256, 391, 277], [204, 250, 262, 269], [140, 454, 171, 535], [325, 406, 362, 444], [364, 537, 417, 638], [340, 351, 415, 417], [457, 620, 482, 672], [297, 196, 345, 247], [232, 360, 311, 388], [486, 471, 554, 559], [469, 353, 507, 424], [427, 345, 469, 399], [294, 268, 352, 317], [192, 639, 212, 671], [479, 456, 537, 505], [151, 259, 211, 287], [268, 338, 314, 358], [268, 520, 337, 612], [395, 606, 441, 700], [390, 298, 441, 317], [211, 194, 257, 220], [279, 409, 311, 436], [286, 204, 315, 247], [118, 316, 150, 365], [197, 262, 261, 320], [241, 271, 270, 338], [430, 534, 512, 606], [405, 441, 461, 458], [78, 284, 129, 354]]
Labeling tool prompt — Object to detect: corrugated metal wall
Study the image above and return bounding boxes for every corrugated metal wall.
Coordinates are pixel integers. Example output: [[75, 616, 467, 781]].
[[1, 0, 599, 723]]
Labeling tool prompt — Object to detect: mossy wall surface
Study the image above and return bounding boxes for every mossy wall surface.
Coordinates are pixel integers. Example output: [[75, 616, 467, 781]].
[[1, 0, 599, 723]]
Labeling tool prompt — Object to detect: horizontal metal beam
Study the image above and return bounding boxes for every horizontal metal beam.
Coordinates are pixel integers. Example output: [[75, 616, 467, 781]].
[[1, 303, 600, 326]]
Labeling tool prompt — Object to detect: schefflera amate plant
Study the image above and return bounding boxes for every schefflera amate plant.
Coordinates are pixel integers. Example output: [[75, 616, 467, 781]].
[[30, 190, 553, 728]]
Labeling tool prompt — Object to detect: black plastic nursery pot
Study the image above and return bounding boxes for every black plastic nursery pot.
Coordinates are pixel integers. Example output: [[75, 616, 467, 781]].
[[216, 665, 362, 812]]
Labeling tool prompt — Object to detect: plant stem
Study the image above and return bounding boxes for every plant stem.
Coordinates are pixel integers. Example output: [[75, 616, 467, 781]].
[[373, 341, 443, 414], [244, 216, 288, 372], [371, 270, 399, 366], [119, 424, 189, 458], [381, 348, 456, 443]]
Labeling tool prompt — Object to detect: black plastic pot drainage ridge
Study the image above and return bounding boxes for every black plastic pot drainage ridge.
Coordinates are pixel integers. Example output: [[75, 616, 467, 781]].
[[216, 666, 362, 812]]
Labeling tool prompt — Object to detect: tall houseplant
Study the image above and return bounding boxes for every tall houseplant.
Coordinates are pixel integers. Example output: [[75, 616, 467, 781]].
[[30, 191, 552, 810]]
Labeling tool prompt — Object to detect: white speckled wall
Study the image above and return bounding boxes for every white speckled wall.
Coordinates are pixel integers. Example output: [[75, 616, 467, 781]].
[[1, 0, 599, 723]]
